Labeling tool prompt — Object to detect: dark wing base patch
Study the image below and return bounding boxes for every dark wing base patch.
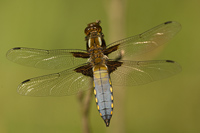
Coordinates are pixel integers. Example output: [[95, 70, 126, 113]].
[[74, 64, 93, 77], [107, 60, 123, 74], [103, 44, 120, 55]]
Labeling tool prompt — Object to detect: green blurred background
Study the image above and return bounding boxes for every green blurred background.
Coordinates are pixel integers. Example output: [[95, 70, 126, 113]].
[[0, 0, 200, 133]]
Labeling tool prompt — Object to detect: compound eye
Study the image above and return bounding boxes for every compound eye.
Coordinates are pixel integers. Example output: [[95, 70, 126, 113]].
[[84, 27, 91, 35]]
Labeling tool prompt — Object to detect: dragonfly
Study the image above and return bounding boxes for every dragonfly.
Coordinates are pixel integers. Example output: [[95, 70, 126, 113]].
[[6, 20, 181, 127]]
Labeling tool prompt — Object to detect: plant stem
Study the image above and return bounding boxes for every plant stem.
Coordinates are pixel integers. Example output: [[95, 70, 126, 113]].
[[77, 79, 93, 133]]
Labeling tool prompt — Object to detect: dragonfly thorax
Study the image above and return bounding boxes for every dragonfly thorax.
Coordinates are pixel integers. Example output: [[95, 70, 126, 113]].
[[87, 36, 102, 48], [89, 48, 108, 66]]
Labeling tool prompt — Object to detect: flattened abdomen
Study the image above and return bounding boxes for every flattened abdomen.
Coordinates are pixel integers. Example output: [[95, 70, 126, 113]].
[[93, 65, 113, 127]]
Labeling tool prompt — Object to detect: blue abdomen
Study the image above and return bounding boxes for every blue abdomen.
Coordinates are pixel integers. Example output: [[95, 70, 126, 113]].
[[93, 65, 113, 127]]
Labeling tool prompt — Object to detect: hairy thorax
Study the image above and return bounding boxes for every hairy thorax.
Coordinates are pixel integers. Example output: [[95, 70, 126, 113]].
[[89, 47, 108, 66]]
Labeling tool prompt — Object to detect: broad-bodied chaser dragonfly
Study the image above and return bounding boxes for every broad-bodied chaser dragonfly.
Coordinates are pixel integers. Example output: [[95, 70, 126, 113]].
[[6, 20, 181, 127]]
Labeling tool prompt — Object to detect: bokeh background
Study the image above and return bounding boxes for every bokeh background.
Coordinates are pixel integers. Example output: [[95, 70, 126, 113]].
[[0, 0, 200, 133]]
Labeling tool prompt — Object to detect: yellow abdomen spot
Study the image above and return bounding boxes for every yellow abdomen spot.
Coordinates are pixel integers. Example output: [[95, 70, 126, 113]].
[[110, 87, 113, 92], [111, 103, 114, 108], [111, 95, 113, 100], [109, 79, 112, 85], [95, 98, 98, 103], [94, 89, 96, 95]]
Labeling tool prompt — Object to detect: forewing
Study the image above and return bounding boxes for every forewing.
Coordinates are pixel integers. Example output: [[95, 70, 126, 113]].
[[106, 21, 181, 60], [110, 60, 181, 86], [17, 64, 92, 96], [6, 47, 89, 69]]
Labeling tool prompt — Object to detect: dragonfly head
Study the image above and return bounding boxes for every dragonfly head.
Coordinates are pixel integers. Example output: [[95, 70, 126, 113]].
[[85, 20, 106, 50], [84, 20, 102, 36]]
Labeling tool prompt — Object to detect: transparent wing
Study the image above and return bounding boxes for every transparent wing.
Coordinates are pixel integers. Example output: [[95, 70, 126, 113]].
[[6, 47, 88, 69], [17, 64, 92, 96], [107, 21, 181, 59], [110, 60, 181, 86]]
